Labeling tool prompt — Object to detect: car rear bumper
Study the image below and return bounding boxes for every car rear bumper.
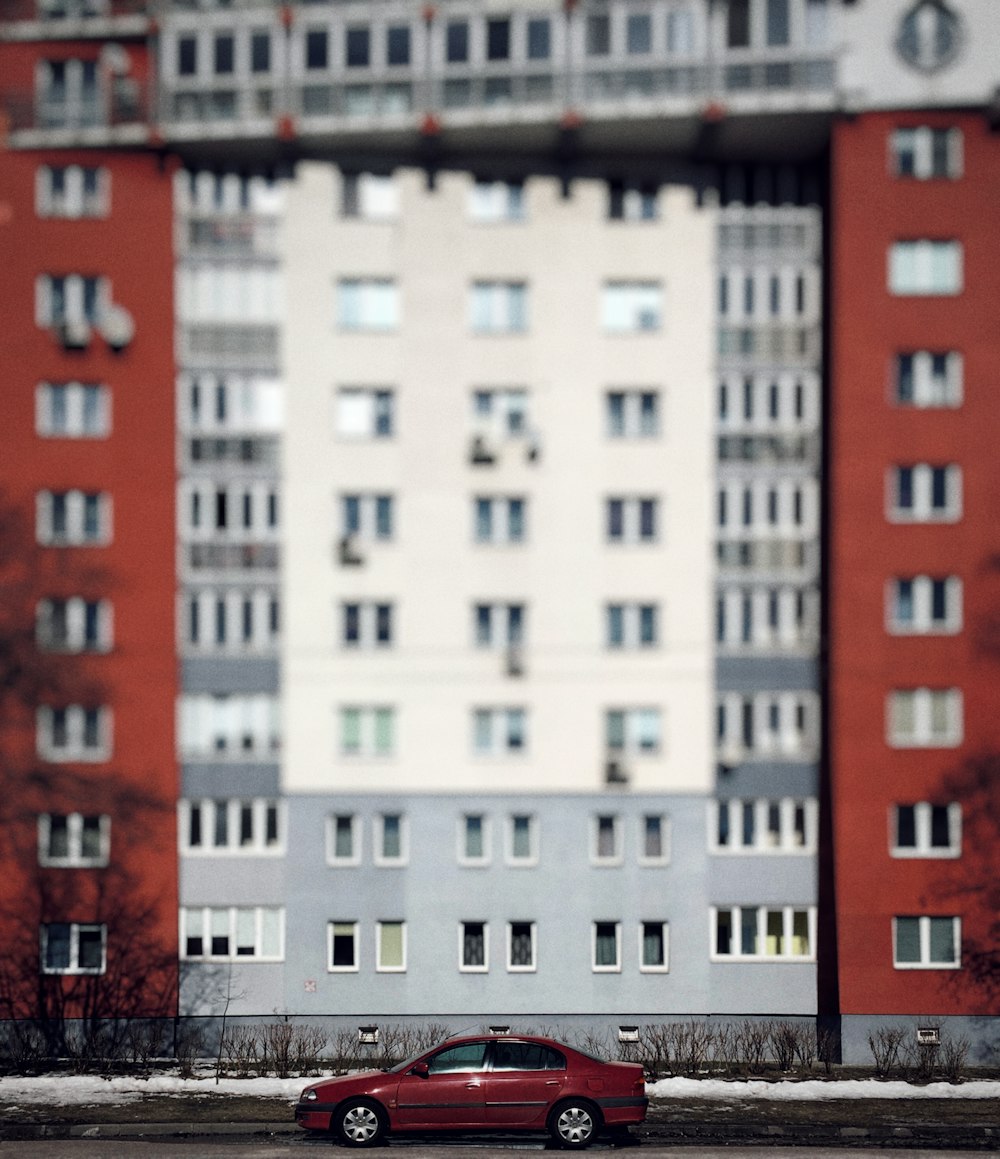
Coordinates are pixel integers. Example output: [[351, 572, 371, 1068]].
[[596, 1095, 649, 1125]]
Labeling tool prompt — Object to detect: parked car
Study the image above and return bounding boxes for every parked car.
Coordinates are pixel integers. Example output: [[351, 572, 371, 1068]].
[[294, 1032, 648, 1148]]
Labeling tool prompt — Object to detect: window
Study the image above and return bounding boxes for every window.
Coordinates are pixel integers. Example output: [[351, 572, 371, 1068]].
[[473, 707, 527, 755], [375, 813, 407, 864], [608, 183, 658, 222], [327, 813, 361, 865], [36, 490, 111, 545], [328, 921, 359, 971], [470, 281, 528, 333], [712, 906, 814, 960], [766, 0, 790, 45], [339, 706, 395, 757], [893, 351, 962, 407], [428, 1041, 489, 1073], [716, 584, 817, 651], [213, 32, 234, 74], [893, 916, 960, 968], [341, 173, 399, 220], [459, 813, 491, 864], [486, 17, 510, 60], [185, 587, 280, 653], [177, 35, 198, 76], [36, 165, 108, 218], [593, 814, 622, 864], [36, 597, 112, 653], [712, 798, 816, 853], [626, 12, 651, 53], [606, 390, 659, 437], [716, 693, 819, 759], [38, 813, 109, 867], [386, 25, 411, 66], [606, 603, 658, 649], [460, 920, 488, 970], [36, 273, 108, 329], [346, 25, 370, 68], [507, 813, 537, 864], [251, 30, 271, 73], [889, 240, 962, 295], [887, 576, 961, 634], [888, 464, 961, 522], [182, 907, 284, 961], [891, 126, 962, 179], [305, 28, 328, 70], [640, 814, 670, 864], [336, 279, 399, 331], [341, 601, 394, 648], [887, 688, 962, 748], [468, 180, 525, 223], [472, 388, 529, 441], [342, 494, 393, 544], [727, 0, 750, 47], [181, 799, 282, 855], [606, 497, 658, 543], [667, 8, 694, 53], [638, 921, 669, 972], [41, 922, 105, 974], [36, 705, 111, 762], [601, 282, 663, 332], [507, 921, 536, 971], [377, 921, 406, 971], [606, 708, 661, 755], [892, 802, 961, 858], [586, 13, 610, 55], [593, 921, 621, 971], [36, 383, 110, 438], [446, 20, 469, 63], [526, 18, 551, 60], [334, 387, 394, 438], [179, 694, 280, 758], [474, 496, 526, 544], [474, 603, 525, 648]]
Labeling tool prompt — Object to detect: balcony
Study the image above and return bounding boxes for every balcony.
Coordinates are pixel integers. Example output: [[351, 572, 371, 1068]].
[[0, 0, 149, 39], [180, 214, 280, 258], [2, 78, 149, 144], [178, 323, 280, 371]]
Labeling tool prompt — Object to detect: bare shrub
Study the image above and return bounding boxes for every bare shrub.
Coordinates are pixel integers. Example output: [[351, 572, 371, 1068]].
[[574, 1028, 614, 1061], [221, 1024, 260, 1077], [735, 1020, 771, 1074], [175, 1021, 205, 1079], [910, 1040, 939, 1083], [124, 1020, 164, 1072], [868, 1026, 908, 1078], [674, 1020, 713, 1075], [769, 1021, 799, 1071], [941, 1035, 970, 1083], [815, 1023, 839, 1075], [328, 1028, 359, 1074], [260, 1020, 295, 1077], [636, 1024, 673, 1078], [291, 1024, 328, 1076], [0, 1021, 47, 1073]]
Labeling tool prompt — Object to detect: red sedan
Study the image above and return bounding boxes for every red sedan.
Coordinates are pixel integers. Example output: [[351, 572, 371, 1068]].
[[295, 1033, 648, 1148]]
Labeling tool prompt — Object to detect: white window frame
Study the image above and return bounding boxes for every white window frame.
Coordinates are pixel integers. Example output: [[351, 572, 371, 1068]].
[[340, 493, 394, 542], [376, 920, 407, 973], [605, 602, 659, 649], [341, 172, 399, 220], [326, 813, 362, 866], [179, 693, 281, 759], [716, 692, 819, 761], [505, 813, 538, 866], [639, 920, 670, 973], [886, 688, 963, 748], [605, 388, 661, 438], [36, 705, 112, 763], [35, 272, 110, 328], [179, 798, 284, 856], [888, 240, 962, 296], [469, 280, 528, 334], [181, 906, 285, 962], [506, 920, 536, 972], [333, 386, 394, 438], [41, 922, 106, 975], [710, 798, 818, 854], [473, 603, 525, 649], [183, 586, 280, 654], [36, 382, 111, 437], [338, 705, 395, 758], [473, 496, 527, 544], [471, 388, 529, 440], [374, 812, 408, 866], [601, 281, 663, 332], [592, 920, 621, 973], [336, 278, 399, 331], [605, 707, 662, 757], [606, 496, 659, 544], [892, 351, 962, 408], [458, 813, 492, 866], [710, 905, 816, 962], [638, 814, 671, 865], [886, 576, 962, 635], [892, 915, 961, 969], [592, 814, 623, 866], [887, 464, 962, 523], [36, 597, 113, 653], [340, 600, 394, 649], [327, 920, 360, 972], [890, 802, 961, 859], [467, 180, 525, 223], [473, 707, 527, 756], [889, 126, 963, 180], [38, 813, 110, 867], [459, 920, 489, 972], [36, 164, 110, 218], [35, 489, 112, 546]]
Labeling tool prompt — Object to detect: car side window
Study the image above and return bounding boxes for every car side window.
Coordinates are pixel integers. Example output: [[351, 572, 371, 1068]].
[[492, 1041, 566, 1071], [426, 1042, 489, 1073]]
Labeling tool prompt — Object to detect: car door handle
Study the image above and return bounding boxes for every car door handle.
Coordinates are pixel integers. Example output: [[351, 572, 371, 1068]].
[[545, 1080, 561, 1086], [465, 1081, 481, 1089]]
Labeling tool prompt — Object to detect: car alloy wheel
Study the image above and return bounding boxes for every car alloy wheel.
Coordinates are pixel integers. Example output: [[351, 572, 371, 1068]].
[[551, 1100, 598, 1148], [337, 1100, 386, 1147]]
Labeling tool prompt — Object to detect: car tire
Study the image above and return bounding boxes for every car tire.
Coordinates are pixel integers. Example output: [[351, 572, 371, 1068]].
[[334, 1098, 388, 1147], [548, 1099, 600, 1149]]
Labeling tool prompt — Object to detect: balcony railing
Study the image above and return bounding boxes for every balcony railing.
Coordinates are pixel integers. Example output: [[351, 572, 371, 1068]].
[[1, 81, 147, 132], [0, 0, 147, 23], [179, 323, 280, 370], [181, 214, 280, 258]]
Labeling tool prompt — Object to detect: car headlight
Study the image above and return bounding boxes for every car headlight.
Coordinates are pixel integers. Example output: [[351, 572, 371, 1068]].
[[302, 1089, 318, 1101]]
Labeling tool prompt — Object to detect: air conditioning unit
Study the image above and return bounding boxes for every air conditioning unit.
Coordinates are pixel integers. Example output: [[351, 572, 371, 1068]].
[[505, 645, 524, 678], [469, 434, 497, 465], [338, 535, 364, 567], [56, 318, 91, 351], [605, 758, 629, 786], [636, 309, 659, 331], [525, 435, 541, 464], [101, 304, 135, 352], [357, 1025, 380, 1045]]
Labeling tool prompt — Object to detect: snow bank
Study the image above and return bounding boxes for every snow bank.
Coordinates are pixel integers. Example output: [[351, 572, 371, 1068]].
[[647, 1076, 1000, 1100]]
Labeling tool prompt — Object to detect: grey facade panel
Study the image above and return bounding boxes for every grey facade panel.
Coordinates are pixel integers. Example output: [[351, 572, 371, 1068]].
[[715, 762, 818, 799], [182, 761, 281, 798], [709, 853, 817, 904], [182, 656, 280, 693], [716, 655, 819, 691]]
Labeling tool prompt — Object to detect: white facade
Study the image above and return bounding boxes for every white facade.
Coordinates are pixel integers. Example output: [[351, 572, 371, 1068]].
[[282, 165, 716, 798]]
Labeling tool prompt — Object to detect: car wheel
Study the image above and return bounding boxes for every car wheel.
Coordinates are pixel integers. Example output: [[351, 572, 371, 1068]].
[[549, 1099, 599, 1149], [334, 1098, 388, 1147]]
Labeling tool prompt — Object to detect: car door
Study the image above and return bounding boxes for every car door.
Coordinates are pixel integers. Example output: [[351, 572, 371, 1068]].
[[483, 1040, 567, 1126], [394, 1040, 489, 1128]]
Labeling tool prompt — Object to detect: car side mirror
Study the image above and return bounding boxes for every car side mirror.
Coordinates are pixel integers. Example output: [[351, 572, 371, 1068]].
[[410, 1062, 429, 1078]]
